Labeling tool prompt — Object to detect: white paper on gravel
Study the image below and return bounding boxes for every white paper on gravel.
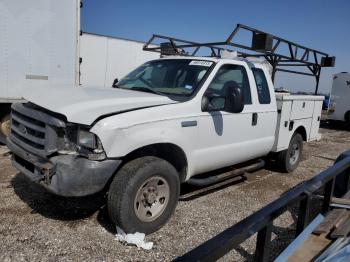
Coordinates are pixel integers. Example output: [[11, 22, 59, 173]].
[[115, 226, 153, 250]]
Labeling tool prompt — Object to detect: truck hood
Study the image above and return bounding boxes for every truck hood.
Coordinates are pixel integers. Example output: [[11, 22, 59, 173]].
[[23, 86, 177, 125]]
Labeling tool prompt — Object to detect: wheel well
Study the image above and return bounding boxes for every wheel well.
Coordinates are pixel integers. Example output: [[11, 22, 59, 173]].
[[122, 143, 188, 182], [294, 126, 307, 141]]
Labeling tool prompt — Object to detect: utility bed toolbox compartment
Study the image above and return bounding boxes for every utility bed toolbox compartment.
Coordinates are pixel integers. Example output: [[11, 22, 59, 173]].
[[290, 100, 314, 119], [273, 93, 324, 152]]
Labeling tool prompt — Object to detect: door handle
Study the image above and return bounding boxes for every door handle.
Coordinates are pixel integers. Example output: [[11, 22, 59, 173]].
[[181, 120, 197, 127], [252, 113, 258, 126]]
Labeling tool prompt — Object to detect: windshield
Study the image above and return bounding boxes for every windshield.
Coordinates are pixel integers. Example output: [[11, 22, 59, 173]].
[[117, 59, 213, 96]]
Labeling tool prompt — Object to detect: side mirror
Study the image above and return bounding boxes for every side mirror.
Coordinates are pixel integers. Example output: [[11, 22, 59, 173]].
[[201, 95, 225, 111], [202, 86, 244, 113], [112, 78, 119, 88], [224, 86, 244, 113]]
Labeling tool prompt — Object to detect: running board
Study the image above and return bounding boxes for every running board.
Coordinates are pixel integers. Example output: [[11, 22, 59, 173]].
[[186, 159, 265, 187]]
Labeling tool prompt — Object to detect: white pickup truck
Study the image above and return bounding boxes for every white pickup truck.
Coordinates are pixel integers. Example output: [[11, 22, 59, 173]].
[[7, 26, 333, 234], [7, 56, 323, 232]]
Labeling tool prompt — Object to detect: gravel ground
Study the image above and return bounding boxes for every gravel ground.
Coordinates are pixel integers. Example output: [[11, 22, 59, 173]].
[[0, 123, 349, 262]]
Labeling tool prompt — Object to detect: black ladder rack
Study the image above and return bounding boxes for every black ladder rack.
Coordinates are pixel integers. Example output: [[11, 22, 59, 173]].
[[143, 24, 335, 94]]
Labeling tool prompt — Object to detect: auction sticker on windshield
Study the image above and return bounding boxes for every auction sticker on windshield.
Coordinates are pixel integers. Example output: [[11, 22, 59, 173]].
[[189, 60, 213, 67]]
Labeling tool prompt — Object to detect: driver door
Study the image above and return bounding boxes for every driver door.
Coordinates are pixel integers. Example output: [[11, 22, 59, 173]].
[[193, 63, 269, 174]]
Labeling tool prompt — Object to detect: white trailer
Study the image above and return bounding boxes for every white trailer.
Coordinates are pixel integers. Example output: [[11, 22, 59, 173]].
[[80, 33, 159, 87], [0, 0, 159, 142], [328, 72, 350, 124], [0, 0, 79, 142]]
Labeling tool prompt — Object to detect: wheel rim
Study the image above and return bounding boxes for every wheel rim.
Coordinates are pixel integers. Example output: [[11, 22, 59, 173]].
[[0, 119, 11, 137], [289, 142, 300, 166], [134, 176, 170, 222]]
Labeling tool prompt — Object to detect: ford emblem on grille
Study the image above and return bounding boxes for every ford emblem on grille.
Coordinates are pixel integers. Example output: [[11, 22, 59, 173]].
[[18, 124, 27, 134]]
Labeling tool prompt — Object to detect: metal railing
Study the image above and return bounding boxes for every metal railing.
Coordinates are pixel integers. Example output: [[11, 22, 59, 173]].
[[143, 24, 335, 94], [175, 150, 350, 262]]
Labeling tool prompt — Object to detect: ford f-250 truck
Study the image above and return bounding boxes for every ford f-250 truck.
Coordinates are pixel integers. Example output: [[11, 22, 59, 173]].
[[7, 24, 335, 234]]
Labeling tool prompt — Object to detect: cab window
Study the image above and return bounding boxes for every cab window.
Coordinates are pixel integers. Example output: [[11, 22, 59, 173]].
[[117, 59, 212, 96], [252, 68, 271, 104], [205, 64, 252, 111]]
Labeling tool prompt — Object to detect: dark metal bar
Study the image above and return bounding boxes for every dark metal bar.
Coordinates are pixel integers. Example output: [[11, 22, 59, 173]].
[[313, 51, 319, 65], [276, 68, 315, 76], [211, 47, 219, 57], [143, 34, 155, 49], [272, 39, 281, 52], [175, 156, 350, 262], [301, 49, 308, 61], [169, 39, 177, 53], [237, 23, 328, 56], [315, 67, 321, 95], [152, 34, 199, 44], [225, 25, 240, 42], [307, 65, 315, 74], [288, 43, 295, 59], [146, 41, 226, 50], [255, 223, 273, 262], [272, 56, 281, 82], [322, 178, 335, 214], [277, 59, 315, 66], [192, 46, 200, 56], [295, 193, 312, 236], [277, 64, 314, 67]]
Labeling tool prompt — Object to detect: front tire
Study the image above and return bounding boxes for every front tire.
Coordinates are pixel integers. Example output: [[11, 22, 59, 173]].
[[277, 133, 303, 173], [107, 156, 180, 234]]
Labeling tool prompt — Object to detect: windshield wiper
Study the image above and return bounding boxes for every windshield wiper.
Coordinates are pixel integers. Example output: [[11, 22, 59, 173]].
[[130, 86, 165, 96]]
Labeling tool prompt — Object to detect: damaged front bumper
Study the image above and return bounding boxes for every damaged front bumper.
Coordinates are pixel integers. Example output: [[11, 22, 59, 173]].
[[7, 138, 121, 197]]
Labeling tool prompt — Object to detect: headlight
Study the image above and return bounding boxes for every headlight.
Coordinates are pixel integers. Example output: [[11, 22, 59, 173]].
[[58, 126, 106, 160], [78, 130, 97, 149]]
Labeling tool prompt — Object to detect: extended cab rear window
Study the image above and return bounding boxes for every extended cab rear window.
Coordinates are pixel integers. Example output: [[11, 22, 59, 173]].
[[252, 68, 271, 104]]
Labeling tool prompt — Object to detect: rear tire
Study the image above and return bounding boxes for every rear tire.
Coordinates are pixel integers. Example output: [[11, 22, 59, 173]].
[[0, 113, 11, 145], [107, 156, 180, 234], [277, 133, 303, 173]]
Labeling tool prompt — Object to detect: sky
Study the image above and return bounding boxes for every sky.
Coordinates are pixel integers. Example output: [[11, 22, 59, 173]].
[[81, 0, 350, 94]]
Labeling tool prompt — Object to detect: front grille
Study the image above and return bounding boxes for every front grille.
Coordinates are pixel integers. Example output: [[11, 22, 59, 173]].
[[11, 110, 46, 150], [9, 103, 66, 157]]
